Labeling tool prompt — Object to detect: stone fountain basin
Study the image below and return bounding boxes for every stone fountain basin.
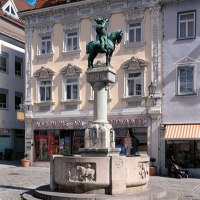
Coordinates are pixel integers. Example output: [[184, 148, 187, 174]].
[[50, 155, 149, 194]]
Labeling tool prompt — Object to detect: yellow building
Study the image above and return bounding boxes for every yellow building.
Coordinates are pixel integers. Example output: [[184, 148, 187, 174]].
[[19, 0, 162, 168]]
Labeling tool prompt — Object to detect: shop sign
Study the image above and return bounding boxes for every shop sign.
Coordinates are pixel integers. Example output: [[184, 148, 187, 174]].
[[35, 120, 84, 128], [35, 118, 146, 129], [36, 121, 69, 128], [108, 118, 146, 127], [16, 111, 25, 121]]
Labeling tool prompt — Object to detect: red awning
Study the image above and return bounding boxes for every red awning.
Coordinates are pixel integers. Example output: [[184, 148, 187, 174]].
[[164, 125, 200, 139]]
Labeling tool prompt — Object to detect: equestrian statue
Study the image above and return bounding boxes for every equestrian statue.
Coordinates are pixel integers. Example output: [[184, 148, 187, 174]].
[[86, 17, 124, 68]]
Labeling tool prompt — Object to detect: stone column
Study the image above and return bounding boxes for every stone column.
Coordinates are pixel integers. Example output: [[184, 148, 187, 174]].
[[81, 62, 120, 156]]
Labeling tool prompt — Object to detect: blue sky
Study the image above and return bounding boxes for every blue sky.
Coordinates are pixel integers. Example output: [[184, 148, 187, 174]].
[[25, 0, 36, 5]]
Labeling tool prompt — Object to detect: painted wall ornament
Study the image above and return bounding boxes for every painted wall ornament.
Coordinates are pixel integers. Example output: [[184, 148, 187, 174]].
[[86, 17, 124, 68]]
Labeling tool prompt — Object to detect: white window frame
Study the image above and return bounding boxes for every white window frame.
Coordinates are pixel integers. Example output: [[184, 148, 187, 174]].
[[127, 72, 142, 97], [38, 34, 52, 55], [177, 65, 196, 95], [64, 31, 79, 52], [125, 19, 144, 45], [178, 11, 196, 39], [128, 22, 142, 43], [0, 52, 9, 73], [2, 2, 18, 19], [15, 57, 23, 77], [0, 89, 8, 109], [63, 77, 79, 100], [38, 80, 52, 102]]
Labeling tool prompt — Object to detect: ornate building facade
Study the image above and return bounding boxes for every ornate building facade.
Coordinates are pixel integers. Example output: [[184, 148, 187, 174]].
[[19, 0, 162, 169]]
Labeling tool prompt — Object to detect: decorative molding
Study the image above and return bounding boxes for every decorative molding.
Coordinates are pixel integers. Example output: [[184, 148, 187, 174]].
[[34, 66, 55, 79], [176, 56, 199, 65], [126, 7, 145, 21], [63, 19, 80, 32], [122, 56, 148, 71], [37, 24, 53, 34], [60, 64, 82, 77]]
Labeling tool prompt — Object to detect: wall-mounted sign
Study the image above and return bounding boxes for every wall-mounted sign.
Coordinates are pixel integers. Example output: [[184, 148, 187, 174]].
[[16, 111, 25, 121], [34, 117, 147, 129]]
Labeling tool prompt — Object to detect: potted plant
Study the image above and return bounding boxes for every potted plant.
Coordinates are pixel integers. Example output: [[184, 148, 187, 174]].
[[149, 157, 157, 176], [21, 152, 30, 167]]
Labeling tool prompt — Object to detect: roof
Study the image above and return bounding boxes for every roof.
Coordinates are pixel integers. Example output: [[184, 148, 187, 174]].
[[0, 0, 33, 28], [35, 0, 84, 9], [1, 0, 33, 12]]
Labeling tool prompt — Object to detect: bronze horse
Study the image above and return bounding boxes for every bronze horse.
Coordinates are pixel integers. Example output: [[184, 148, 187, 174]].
[[86, 29, 124, 68]]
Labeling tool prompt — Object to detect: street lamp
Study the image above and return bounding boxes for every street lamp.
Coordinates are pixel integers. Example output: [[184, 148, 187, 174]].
[[148, 82, 156, 106], [148, 82, 156, 98]]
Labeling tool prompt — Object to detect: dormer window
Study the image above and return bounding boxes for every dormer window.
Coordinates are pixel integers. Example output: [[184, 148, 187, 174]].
[[3, 4, 18, 19]]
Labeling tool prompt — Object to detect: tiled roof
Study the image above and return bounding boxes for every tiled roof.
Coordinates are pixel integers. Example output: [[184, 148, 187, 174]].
[[35, 0, 84, 9], [13, 0, 34, 12]]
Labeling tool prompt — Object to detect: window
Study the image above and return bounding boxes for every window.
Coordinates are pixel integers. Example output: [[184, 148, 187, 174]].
[[0, 52, 8, 73], [177, 66, 195, 95], [15, 92, 23, 110], [39, 80, 52, 102], [15, 57, 23, 77], [129, 22, 142, 43], [0, 89, 8, 109], [127, 72, 142, 96], [64, 32, 78, 52], [4, 5, 17, 18], [178, 11, 196, 39], [40, 35, 52, 54], [65, 78, 78, 100]]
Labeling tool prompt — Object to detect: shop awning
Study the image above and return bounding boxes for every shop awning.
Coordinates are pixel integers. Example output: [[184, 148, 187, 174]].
[[164, 125, 200, 139]]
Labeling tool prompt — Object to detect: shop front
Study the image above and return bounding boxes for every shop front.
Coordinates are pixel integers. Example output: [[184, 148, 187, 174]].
[[31, 116, 150, 162], [163, 124, 200, 177]]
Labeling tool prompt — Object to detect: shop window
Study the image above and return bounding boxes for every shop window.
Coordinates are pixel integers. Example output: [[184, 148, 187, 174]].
[[34, 130, 59, 161], [178, 11, 196, 40], [165, 140, 195, 168], [115, 127, 147, 156]]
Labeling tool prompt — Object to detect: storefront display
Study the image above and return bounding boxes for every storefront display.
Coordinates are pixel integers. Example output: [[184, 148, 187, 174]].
[[165, 140, 200, 168]]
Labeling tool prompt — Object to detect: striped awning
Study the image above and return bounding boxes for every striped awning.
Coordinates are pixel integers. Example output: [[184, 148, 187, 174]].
[[164, 125, 200, 139]]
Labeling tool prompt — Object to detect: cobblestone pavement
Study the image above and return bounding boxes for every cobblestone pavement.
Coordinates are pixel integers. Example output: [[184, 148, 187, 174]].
[[0, 161, 200, 200]]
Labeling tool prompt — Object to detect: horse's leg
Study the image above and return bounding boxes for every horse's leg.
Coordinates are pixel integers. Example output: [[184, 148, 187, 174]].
[[88, 54, 92, 68], [106, 51, 112, 67], [91, 52, 98, 67]]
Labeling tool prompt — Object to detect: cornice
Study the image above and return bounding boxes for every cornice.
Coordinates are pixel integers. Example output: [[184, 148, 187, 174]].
[[19, 0, 161, 26]]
